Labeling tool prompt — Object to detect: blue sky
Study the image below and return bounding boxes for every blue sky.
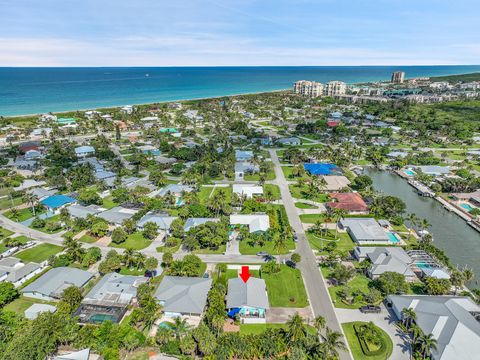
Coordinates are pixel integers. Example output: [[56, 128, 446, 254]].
[[0, 0, 479, 66]]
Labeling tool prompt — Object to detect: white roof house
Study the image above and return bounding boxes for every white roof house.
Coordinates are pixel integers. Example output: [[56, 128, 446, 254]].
[[97, 206, 138, 225], [354, 247, 416, 280], [230, 214, 270, 233], [184, 217, 220, 232], [137, 213, 178, 231], [340, 218, 390, 244], [232, 184, 264, 199], [322, 175, 351, 191], [226, 277, 270, 310], [388, 295, 480, 360], [24, 303, 56, 320], [74, 146, 95, 158]]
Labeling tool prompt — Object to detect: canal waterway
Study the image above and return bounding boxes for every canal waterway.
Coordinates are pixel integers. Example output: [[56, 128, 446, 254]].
[[365, 168, 480, 286]]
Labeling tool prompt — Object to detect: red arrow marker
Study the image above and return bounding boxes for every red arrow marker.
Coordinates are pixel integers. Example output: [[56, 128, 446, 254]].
[[239, 266, 251, 283]]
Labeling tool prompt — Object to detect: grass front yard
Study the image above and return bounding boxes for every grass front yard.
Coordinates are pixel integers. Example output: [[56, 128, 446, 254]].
[[0, 227, 14, 239], [102, 196, 118, 210], [307, 231, 355, 253], [240, 323, 317, 335], [5, 207, 44, 222], [110, 232, 152, 250], [322, 267, 372, 309], [295, 202, 318, 209], [30, 215, 64, 234], [263, 265, 308, 308], [299, 213, 326, 223], [289, 184, 330, 203], [192, 244, 226, 254], [78, 234, 98, 243], [15, 243, 63, 263], [263, 184, 281, 200], [239, 237, 295, 255], [0, 196, 23, 210], [342, 322, 393, 360]]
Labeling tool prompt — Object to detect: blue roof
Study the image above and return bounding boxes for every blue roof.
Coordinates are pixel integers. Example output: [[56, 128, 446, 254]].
[[40, 195, 76, 209], [303, 163, 340, 175]]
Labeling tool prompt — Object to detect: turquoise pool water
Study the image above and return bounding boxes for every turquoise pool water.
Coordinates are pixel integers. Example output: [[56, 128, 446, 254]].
[[403, 169, 415, 176], [416, 262, 433, 269], [460, 203, 474, 212], [159, 322, 175, 329], [387, 232, 400, 243]]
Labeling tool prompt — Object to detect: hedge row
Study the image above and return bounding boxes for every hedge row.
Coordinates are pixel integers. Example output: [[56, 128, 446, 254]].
[[353, 323, 386, 357]]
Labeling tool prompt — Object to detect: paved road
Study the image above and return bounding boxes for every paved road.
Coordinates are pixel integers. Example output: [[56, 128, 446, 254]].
[[269, 149, 352, 360], [335, 305, 410, 359]]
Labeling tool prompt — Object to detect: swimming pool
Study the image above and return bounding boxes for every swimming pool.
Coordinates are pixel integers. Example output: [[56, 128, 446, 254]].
[[460, 203, 474, 212], [403, 169, 415, 176], [159, 321, 175, 329], [387, 232, 401, 243], [416, 262, 433, 269]]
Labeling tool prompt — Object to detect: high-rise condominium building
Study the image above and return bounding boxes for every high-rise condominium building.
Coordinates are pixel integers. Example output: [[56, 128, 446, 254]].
[[293, 80, 324, 97], [391, 71, 405, 84], [325, 81, 347, 96]]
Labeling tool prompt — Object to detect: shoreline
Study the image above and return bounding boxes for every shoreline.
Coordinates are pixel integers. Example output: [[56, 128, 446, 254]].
[[3, 88, 289, 119]]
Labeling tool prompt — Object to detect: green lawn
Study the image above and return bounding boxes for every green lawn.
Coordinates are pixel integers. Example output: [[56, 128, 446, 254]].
[[342, 322, 393, 360], [264, 184, 281, 201], [299, 213, 326, 223], [289, 184, 330, 203], [192, 244, 226, 254], [198, 186, 215, 203], [295, 202, 318, 209], [5, 207, 43, 222], [119, 267, 146, 276], [78, 234, 98, 243], [244, 166, 276, 181], [281, 166, 308, 180], [239, 237, 295, 255], [102, 196, 118, 210], [324, 269, 372, 309], [0, 227, 14, 239], [30, 215, 64, 234], [307, 231, 355, 253], [4, 296, 56, 314], [240, 323, 317, 335], [0, 196, 23, 210], [156, 243, 181, 253], [263, 265, 308, 308], [15, 243, 63, 263], [110, 232, 152, 250]]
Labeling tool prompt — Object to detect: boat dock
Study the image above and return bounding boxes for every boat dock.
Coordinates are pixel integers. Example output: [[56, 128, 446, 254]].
[[407, 179, 435, 197]]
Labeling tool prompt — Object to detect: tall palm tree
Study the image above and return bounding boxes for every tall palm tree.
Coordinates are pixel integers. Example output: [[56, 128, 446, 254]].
[[286, 312, 306, 343], [320, 327, 347, 359], [123, 248, 136, 268], [332, 208, 347, 238], [406, 213, 419, 241], [462, 266, 475, 284], [172, 316, 190, 340], [23, 193, 38, 216], [416, 333, 437, 359], [313, 315, 326, 334], [401, 307, 417, 329]]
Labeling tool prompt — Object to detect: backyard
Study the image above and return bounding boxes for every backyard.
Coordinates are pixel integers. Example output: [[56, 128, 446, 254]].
[[4, 296, 56, 314], [15, 243, 63, 263]]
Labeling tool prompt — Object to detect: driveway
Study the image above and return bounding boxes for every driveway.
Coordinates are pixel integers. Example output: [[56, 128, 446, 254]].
[[335, 305, 410, 360], [266, 306, 313, 324]]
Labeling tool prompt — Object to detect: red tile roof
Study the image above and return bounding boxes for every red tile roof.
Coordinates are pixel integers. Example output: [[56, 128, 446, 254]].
[[327, 192, 368, 212], [327, 121, 340, 127]]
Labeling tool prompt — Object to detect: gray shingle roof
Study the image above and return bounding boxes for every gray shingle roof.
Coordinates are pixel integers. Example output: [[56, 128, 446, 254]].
[[226, 277, 269, 310], [154, 276, 212, 315], [340, 218, 390, 242], [184, 218, 219, 232], [137, 213, 178, 230], [22, 267, 93, 298], [97, 206, 138, 225]]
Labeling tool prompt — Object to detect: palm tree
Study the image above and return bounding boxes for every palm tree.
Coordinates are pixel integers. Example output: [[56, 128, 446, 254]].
[[401, 307, 417, 329], [416, 333, 437, 359], [463, 266, 475, 284], [286, 312, 306, 343], [23, 193, 38, 216], [272, 232, 287, 254], [406, 213, 419, 241], [320, 327, 347, 359], [332, 208, 347, 238], [313, 315, 326, 334], [172, 316, 190, 340], [123, 248, 136, 269]]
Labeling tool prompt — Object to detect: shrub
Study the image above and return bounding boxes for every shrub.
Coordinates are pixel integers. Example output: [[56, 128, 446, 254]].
[[31, 217, 46, 228]]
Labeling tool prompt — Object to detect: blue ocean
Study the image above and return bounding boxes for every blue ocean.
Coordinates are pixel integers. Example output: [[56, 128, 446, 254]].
[[1, 66, 480, 117]]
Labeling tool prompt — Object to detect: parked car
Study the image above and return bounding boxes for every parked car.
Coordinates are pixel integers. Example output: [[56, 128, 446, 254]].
[[256, 251, 269, 257], [360, 305, 381, 314]]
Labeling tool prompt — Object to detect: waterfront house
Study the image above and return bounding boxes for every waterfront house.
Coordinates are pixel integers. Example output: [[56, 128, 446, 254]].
[[410, 165, 451, 177], [354, 247, 416, 281], [230, 214, 270, 233], [340, 218, 390, 244], [183, 217, 220, 232], [74, 273, 148, 324], [387, 295, 480, 360], [74, 145, 95, 158], [154, 276, 212, 318], [226, 277, 269, 324], [232, 184, 264, 199], [22, 267, 93, 301], [304, 163, 341, 176], [321, 175, 351, 191], [326, 192, 368, 214]]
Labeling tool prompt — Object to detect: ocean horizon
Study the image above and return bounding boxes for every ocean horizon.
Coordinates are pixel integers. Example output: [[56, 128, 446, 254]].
[[1, 65, 480, 117]]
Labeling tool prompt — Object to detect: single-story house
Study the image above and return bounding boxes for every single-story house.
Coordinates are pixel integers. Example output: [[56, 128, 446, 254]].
[[322, 175, 351, 191], [67, 204, 104, 219], [40, 195, 76, 213], [28, 187, 57, 201], [226, 277, 269, 324], [387, 151, 408, 158], [13, 179, 47, 192], [326, 192, 368, 213], [74, 146, 95, 158], [232, 184, 264, 199], [235, 150, 254, 162], [137, 212, 178, 231], [74, 272, 148, 324], [410, 165, 451, 177], [97, 206, 138, 225], [230, 214, 270, 233], [52, 348, 91, 360], [184, 217, 220, 232], [276, 137, 301, 146], [0, 257, 43, 287], [157, 184, 194, 197], [154, 276, 212, 317], [340, 218, 390, 244], [387, 295, 480, 360], [304, 163, 341, 176], [24, 149, 43, 160], [22, 267, 93, 301], [420, 267, 451, 280], [354, 247, 416, 281], [24, 303, 57, 320], [235, 162, 260, 181]]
